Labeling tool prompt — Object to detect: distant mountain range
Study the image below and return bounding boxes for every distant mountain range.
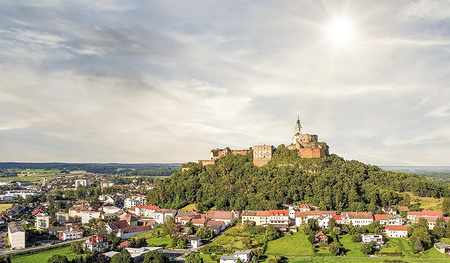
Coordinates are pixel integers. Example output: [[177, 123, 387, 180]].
[[381, 166, 450, 172]]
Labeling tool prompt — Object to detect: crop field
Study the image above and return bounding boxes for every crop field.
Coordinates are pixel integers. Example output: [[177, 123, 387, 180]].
[[0, 204, 13, 213]]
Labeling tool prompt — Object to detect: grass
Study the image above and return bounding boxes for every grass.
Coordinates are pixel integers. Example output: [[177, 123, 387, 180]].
[[145, 236, 172, 248], [265, 232, 314, 256], [11, 246, 80, 263], [403, 192, 444, 210], [180, 204, 198, 211], [339, 234, 366, 257], [0, 204, 13, 213], [201, 225, 266, 254], [0, 170, 84, 182], [286, 257, 450, 263]]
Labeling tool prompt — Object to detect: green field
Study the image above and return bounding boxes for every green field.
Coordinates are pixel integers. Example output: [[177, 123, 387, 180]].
[[0, 170, 84, 182], [339, 234, 365, 257], [11, 246, 79, 263], [132, 230, 172, 248], [286, 257, 450, 263], [201, 225, 266, 254], [265, 232, 315, 256], [180, 204, 198, 211]]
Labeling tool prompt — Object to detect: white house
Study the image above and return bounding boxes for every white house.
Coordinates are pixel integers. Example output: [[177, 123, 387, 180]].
[[342, 212, 373, 227], [233, 250, 252, 262], [360, 234, 384, 247], [35, 213, 50, 230], [154, 209, 177, 224], [181, 236, 202, 248], [385, 225, 408, 238], [268, 210, 289, 228], [83, 236, 108, 252], [135, 205, 161, 218]]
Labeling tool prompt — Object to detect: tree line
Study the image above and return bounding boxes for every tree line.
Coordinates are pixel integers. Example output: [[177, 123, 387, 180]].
[[148, 145, 450, 212]]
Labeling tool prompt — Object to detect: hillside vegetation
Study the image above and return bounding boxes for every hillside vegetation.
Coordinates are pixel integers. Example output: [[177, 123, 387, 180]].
[[148, 145, 449, 212]]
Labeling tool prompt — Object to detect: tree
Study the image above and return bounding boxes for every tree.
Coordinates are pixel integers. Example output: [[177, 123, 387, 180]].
[[143, 250, 168, 263], [433, 217, 446, 238], [162, 217, 178, 237], [70, 241, 84, 254], [0, 256, 11, 263], [332, 227, 341, 236], [444, 198, 450, 216], [185, 253, 203, 263], [176, 238, 187, 249], [360, 241, 377, 255], [195, 226, 214, 239], [47, 255, 69, 263], [111, 249, 133, 263], [264, 225, 280, 241], [328, 241, 343, 256], [328, 217, 337, 230], [308, 234, 315, 244]]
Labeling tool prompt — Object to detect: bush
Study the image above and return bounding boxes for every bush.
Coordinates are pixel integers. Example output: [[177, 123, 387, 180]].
[[351, 235, 361, 242]]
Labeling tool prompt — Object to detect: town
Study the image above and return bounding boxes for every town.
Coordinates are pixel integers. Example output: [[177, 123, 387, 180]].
[[0, 118, 448, 263]]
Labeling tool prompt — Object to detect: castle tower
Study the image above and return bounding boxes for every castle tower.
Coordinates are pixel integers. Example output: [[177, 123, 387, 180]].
[[293, 115, 303, 145], [295, 115, 302, 135]]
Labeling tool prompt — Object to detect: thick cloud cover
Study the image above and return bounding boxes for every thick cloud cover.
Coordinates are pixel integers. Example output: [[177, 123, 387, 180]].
[[1, 0, 450, 165]]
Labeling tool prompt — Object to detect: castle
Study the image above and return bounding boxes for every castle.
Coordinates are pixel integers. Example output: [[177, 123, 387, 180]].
[[200, 116, 329, 167]]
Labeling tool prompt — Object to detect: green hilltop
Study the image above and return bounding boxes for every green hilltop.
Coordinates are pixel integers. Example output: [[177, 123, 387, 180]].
[[147, 145, 449, 212]]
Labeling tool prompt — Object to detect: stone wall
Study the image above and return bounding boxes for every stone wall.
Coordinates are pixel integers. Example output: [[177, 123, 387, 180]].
[[299, 148, 326, 158]]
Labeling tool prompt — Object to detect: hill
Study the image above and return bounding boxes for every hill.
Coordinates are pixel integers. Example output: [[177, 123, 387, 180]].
[[147, 145, 449, 212]]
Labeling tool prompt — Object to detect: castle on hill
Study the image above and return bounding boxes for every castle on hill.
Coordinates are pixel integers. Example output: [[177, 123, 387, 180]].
[[200, 116, 329, 167]]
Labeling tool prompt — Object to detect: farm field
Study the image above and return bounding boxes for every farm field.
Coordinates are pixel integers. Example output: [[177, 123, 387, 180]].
[[403, 191, 444, 210], [0, 170, 84, 182], [180, 203, 198, 211]]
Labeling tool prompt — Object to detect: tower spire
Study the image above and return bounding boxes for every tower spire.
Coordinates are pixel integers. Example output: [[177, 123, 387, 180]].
[[295, 115, 302, 134]]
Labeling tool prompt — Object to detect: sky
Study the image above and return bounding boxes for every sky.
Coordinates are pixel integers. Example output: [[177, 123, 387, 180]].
[[1, 0, 450, 166]]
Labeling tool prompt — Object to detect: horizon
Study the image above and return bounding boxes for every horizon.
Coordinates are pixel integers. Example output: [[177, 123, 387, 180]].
[[1, 1, 450, 166]]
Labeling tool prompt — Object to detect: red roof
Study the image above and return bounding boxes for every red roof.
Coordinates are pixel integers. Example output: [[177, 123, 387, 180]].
[[296, 212, 307, 218], [315, 231, 328, 239], [398, 206, 409, 212], [136, 205, 160, 210], [208, 211, 234, 220], [331, 215, 342, 221], [83, 236, 106, 245], [299, 203, 310, 209], [191, 219, 207, 225], [374, 214, 388, 221], [269, 210, 289, 216], [118, 241, 130, 248], [256, 211, 271, 217], [387, 225, 407, 231], [422, 210, 443, 217]]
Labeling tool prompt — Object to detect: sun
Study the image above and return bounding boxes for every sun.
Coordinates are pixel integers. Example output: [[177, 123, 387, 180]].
[[325, 17, 356, 47]]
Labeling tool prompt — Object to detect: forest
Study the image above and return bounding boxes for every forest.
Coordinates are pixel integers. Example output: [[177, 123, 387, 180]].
[[147, 145, 450, 212]]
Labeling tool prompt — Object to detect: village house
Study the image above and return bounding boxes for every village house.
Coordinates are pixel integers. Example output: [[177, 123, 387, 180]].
[[381, 206, 397, 215], [135, 205, 161, 218], [59, 225, 83, 241], [407, 210, 443, 224], [233, 250, 253, 263], [175, 210, 195, 224], [268, 210, 289, 229], [241, 211, 270, 226], [341, 212, 373, 226], [315, 231, 328, 243], [434, 242, 450, 255], [360, 234, 384, 247], [383, 225, 408, 238], [180, 235, 202, 248], [83, 236, 108, 252], [154, 209, 177, 224], [81, 210, 102, 224], [207, 210, 237, 225]]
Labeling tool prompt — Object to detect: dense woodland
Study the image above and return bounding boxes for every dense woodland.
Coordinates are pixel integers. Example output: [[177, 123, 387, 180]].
[[148, 145, 450, 212]]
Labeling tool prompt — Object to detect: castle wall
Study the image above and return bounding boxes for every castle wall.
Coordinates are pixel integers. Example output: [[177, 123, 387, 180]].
[[253, 145, 274, 167], [201, 160, 216, 166], [299, 148, 326, 158]]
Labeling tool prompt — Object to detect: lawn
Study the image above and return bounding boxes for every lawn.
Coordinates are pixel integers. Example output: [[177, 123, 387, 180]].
[[286, 257, 450, 263], [145, 236, 172, 248], [403, 191, 444, 210], [265, 232, 314, 256], [339, 234, 366, 257], [180, 204, 198, 211], [385, 238, 417, 257], [0, 204, 13, 213], [11, 246, 80, 263], [201, 225, 266, 254]]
